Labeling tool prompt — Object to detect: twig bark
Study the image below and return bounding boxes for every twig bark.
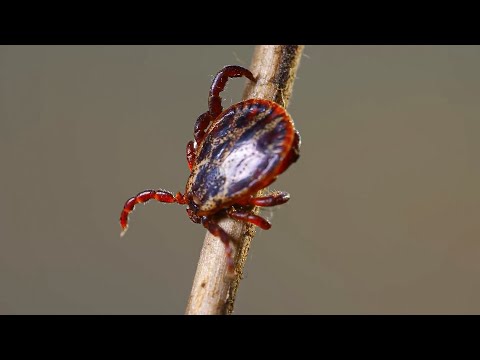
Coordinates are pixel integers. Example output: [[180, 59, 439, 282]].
[[185, 45, 304, 315]]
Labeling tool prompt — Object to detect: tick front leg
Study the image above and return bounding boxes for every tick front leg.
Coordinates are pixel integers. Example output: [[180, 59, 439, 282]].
[[208, 65, 256, 118], [120, 190, 185, 237], [227, 209, 272, 230], [201, 217, 236, 274], [193, 66, 256, 148]]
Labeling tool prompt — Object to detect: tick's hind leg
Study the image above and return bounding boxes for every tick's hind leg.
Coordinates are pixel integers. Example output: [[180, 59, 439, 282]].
[[120, 190, 185, 237], [201, 217, 236, 274], [237, 191, 290, 208], [227, 191, 291, 229], [249, 191, 290, 207], [227, 209, 272, 230]]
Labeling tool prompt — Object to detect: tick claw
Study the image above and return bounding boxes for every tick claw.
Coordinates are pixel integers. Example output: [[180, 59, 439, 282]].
[[120, 227, 128, 237]]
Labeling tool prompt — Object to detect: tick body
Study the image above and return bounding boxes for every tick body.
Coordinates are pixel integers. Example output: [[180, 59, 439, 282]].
[[120, 65, 300, 273]]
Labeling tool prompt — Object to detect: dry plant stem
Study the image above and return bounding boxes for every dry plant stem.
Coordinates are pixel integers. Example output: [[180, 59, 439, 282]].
[[185, 45, 304, 315]]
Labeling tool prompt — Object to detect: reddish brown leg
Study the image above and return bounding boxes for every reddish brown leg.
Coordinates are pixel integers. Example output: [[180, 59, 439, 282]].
[[250, 191, 290, 207], [208, 65, 256, 119], [186, 140, 195, 170], [192, 66, 256, 150], [193, 111, 213, 146], [227, 209, 272, 230], [237, 191, 290, 207], [120, 190, 185, 237], [201, 217, 236, 274]]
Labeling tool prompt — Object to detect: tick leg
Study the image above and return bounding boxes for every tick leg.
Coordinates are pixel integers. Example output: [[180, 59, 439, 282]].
[[186, 140, 195, 171], [249, 191, 291, 207], [227, 209, 272, 230], [236, 191, 290, 207], [202, 217, 236, 274], [208, 65, 256, 118], [120, 190, 185, 237], [193, 66, 256, 149], [193, 111, 213, 146]]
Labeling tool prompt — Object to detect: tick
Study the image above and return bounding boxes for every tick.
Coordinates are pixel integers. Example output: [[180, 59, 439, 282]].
[[119, 65, 301, 273]]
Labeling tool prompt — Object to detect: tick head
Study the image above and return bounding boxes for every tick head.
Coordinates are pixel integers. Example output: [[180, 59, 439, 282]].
[[186, 191, 202, 216]]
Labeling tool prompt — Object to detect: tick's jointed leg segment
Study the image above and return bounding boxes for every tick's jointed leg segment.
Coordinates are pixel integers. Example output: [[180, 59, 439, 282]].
[[227, 210, 272, 230], [192, 66, 256, 150], [236, 191, 291, 207], [226, 191, 291, 230], [208, 65, 256, 118], [193, 112, 213, 146], [186, 140, 196, 170], [249, 191, 290, 207], [120, 190, 185, 237], [201, 217, 236, 274], [200, 190, 290, 273]]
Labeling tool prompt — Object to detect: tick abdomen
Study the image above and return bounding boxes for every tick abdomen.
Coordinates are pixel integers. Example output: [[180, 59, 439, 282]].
[[187, 99, 295, 214]]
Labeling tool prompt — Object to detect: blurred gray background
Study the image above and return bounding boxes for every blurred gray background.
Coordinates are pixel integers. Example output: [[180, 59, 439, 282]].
[[1, 45, 479, 314]]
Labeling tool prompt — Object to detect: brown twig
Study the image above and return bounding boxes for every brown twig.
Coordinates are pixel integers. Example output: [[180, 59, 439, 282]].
[[185, 45, 304, 315]]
